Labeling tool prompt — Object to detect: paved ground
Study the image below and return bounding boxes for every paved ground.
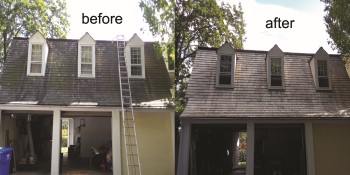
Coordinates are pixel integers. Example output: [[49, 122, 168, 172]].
[[12, 156, 112, 175], [13, 170, 112, 175]]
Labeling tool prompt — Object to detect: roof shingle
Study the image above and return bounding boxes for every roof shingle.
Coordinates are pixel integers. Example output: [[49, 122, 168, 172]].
[[0, 38, 171, 106], [182, 48, 350, 118]]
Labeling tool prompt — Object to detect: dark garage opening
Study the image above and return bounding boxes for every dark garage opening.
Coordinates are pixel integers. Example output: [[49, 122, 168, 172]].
[[254, 124, 307, 175], [2, 113, 53, 174], [190, 124, 247, 175]]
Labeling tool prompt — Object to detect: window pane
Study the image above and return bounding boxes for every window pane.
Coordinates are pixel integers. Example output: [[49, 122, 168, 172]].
[[219, 74, 231, 85], [81, 64, 92, 75], [271, 58, 281, 76], [131, 65, 142, 76], [318, 60, 328, 76], [81, 46, 92, 63], [219, 55, 232, 85], [271, 75, 282, 86], [131, 47, 141, 64], [31, 44, 42, 61], [319, 77, 329, 87], [30, 63, 42, 73], [220, 55, 232, 73]]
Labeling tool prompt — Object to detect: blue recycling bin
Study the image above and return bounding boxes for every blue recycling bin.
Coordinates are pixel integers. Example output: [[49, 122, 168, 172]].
[[0, 147, 13, 175]]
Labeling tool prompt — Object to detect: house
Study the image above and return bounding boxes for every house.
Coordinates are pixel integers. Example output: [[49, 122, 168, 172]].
[[0, 32, 175, 175], [177, 43, 350, 175]]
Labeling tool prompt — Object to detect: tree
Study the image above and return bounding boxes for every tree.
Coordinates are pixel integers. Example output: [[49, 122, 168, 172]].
[[322, 0, 350, 56], [0, 0, 69, 68], [140, 0, 245, 115]]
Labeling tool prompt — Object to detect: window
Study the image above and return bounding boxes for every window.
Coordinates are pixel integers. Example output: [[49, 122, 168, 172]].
[[267, 44, 284, 89], [317, 60, 329, 88], [81, 46, 93, 75], [130, 47, 142, 76], [30, 44, 43, 74], [218, 55, 232, 85], [78, 32, 95, 78], [27, 32, 47, 76], [270, 57, 282, 87]]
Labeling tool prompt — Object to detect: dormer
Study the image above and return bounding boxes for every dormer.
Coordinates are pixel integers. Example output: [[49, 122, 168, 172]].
[[78, 33, 96, 78], [125, 34, 145, 78], [27, 32, 48, 76], [216, 42, 235, 88], [267, 44, 284, 89], [310, 47, 331, 90]]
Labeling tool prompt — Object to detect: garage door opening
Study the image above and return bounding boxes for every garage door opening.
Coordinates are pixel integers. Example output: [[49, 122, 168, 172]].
[[254, 124, 307, 175], [190, 124, 247, 175], [2, 113, 53, 174], [61, 116, 113, 175]]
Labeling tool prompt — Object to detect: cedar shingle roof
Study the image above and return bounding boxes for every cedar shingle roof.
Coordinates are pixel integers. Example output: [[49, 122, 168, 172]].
[[0, 38, 171, 106], [182, 48, 350, 118]]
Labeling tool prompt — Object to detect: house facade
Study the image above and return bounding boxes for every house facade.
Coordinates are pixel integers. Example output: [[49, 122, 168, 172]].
[[177, 43, 350, 175], [0, 32, 175, 175]]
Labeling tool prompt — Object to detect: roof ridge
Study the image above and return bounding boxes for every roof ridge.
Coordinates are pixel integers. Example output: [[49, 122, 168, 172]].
[[13, 37, 157, 43], [198, 47, 341, 56]]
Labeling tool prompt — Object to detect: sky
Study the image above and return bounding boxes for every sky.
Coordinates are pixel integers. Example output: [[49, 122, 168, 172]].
[[65, 0, 337, 54], [66, 0, 154, 41], [225, 0, 337, 53]]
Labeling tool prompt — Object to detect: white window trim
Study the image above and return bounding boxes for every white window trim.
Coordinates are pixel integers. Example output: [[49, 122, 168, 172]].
[[126, 45, 145, 79], [130, 47, 143, 77], [78, 44, 95, 78], [27, 42, 47, 76]]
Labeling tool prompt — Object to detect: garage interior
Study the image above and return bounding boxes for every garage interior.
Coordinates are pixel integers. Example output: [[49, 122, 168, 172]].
[[190, 124, 247, 175], [1, 111, 113, 175], [60, 115, 113, 175], [189, 123, 307, 175], [2, 112, 53, 174], [254, 124, 307, 175]]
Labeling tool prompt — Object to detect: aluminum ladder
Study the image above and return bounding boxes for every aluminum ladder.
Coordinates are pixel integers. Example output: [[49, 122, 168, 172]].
[[116, 38, 142, 175]]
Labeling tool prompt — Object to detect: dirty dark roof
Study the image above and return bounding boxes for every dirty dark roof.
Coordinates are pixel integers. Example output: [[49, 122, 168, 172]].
[[182, 48, 350, 119], [0, 38, 171, 106]]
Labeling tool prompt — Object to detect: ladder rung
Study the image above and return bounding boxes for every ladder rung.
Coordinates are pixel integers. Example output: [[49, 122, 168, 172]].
[[128, 153, 138, 156], [128, 164, 140, 167]]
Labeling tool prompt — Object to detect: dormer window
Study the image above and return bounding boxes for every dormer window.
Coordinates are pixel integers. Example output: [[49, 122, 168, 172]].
[[30, 44, 43, 73], [27, 32, 48, 76], [267, 45, 284, 89], [78, 33, 95, 78], [317, 60, 329, 88], [310, 47, 331, 90], [81, 46, 93, 75], [130, 47, 142, 76], [125, 34, 145, 78], [216, 42, 235, 87], [219, 55, 232, 85], [271, 57, 282, 86]]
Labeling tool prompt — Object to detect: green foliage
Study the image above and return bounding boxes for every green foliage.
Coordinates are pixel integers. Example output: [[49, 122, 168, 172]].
[[0, 0, 69, 67], [140, 0, 175, 100], [175, 0, 245, 115], [140, 0, 245, 116], [322, 0, 350, 57]]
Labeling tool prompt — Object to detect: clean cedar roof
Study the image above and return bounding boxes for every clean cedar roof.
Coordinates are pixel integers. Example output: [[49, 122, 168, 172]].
[[0, 38, 171, 106], [182, 47, 350, 119]]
